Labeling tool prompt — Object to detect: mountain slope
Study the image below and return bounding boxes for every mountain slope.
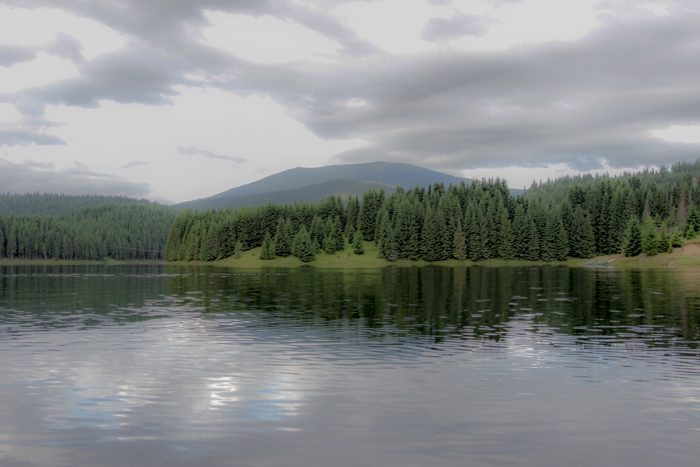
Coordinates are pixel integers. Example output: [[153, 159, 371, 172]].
[[178, 161, 469, 210]]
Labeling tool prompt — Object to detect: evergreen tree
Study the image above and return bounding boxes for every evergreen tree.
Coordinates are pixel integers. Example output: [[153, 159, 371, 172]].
[[333, 215, 345, 251], [383, 227, 400, 261], [260, 232, 275, 260], [686, 206, 700, 237], [323, 217, 338, 254], [291, 226, 315, 262], [352, 229, 365, 255], [452, 222, 467, 260], [345, 197, 360, 236], [498, 211, 515, 259], [421, 208, 441, 261], [542, 209, 568, 261], [512, 204, 531, 259], [234, 239, 244, 259], [655, 223, 672, 254], [358, 190, 384, 241], [310, 216, 326, 247], [567, 207, 595, 258], [274, 218, 292, 257], [622, 218, 642, 257], [641, 217, 659, 255]]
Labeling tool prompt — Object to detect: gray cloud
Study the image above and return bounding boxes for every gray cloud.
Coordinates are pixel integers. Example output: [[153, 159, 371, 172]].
[[3, 0, 700, 173], [0, 44, 38, 66], [0, 127, 65, 146], [121, 160, 149, 169], [177, 146, 247, 165], [0, 158, 151, 196], [422, 14, 493, 42]]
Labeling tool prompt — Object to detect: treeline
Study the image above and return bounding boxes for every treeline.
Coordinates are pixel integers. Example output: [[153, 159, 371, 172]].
[[167, 160, 700, 263], [0, 203, 176, 260], [0, 193, 157, 216]]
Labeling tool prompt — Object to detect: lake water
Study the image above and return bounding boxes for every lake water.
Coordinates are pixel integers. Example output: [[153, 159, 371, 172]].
[[1, 265, 699, 467]]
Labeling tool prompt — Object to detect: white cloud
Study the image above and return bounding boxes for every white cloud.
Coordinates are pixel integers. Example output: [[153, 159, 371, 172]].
[[0, 53, 79, 93], [201, 11, 342, 64], [10, 87, 365, 202], [651, 124, 700, 144], [335, 0, 450, 54], [0, 6, 125, 60]]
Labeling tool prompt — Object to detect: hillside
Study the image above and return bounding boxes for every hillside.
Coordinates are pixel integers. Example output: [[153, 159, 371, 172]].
[[0, 193, 157, 217], [167, 161, 700, 265], [178, 161, 470, 210], [0, 194, 176, 260]]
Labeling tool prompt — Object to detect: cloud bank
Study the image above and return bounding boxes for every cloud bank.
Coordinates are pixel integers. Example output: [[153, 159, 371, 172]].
[[1, 0, 699, 181]]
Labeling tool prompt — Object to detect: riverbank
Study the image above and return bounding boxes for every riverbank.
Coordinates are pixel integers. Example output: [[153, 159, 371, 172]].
[[195, 238, 700, 269], [0, 258, 165, 266], [3, 238, 698, 269]]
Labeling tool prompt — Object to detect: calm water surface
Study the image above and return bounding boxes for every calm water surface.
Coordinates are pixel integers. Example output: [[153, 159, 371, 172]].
[[1, 265, 699, 467]]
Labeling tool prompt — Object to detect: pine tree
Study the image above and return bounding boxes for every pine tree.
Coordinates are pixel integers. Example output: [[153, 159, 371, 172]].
[[234, 239, 243, 259], [291, 226, 315, 262], [452, 222, 467, 260], [333, 215, 345, 251], [421, 208, 441, 261], [274, 218, 292, 257], [345, 197, 360, 236], [497, 211, 514, 259], [622, 218, 642, 257], [641, 217, 658, 255], [260, 232, 275, 260], [310, 216, 326, 247], [686, 206, 700, 238], [512, 204, 531, 259], [655, 223, 672, 254], [383, 227, 400, 261], [542, 209, 568, 261], [323, 217, 338, 254], [358, 190, 384, 241], [352, 229, 365, 255], [567, 206, 595, 258]]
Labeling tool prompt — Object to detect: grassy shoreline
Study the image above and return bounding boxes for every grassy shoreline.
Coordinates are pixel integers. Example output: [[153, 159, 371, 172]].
[[3, 239, 698, 269], [0, 258, 165, 266], [180, 239, 700, 270]]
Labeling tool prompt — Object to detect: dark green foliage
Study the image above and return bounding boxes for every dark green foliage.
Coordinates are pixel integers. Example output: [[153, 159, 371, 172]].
[[260, 233, 275, 260], [234, 239, 243, 259], [0, 196, 175, 261], [358, 190, 384, 241], [452, 222, 467, 260], [542, 209, 568, 261], [640, 218, 671, 256], [352, 230, 365, 255], [291, 226, 315, 262], [165, 160, 700, 263], [498, 211, 515, 259], [622, 218, 642, 257], [274, 218, 293, 257], [687, 206, 700, 238], [567, 207, 595, 258], [421, 208, 442, 262]]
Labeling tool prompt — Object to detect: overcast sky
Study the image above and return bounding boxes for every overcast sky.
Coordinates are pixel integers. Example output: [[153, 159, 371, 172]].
[[1, 0, 699, 202]]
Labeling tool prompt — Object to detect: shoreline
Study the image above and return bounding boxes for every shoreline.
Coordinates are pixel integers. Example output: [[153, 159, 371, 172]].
[[2, 239, 698, 270], [178, 239, 700, 270]]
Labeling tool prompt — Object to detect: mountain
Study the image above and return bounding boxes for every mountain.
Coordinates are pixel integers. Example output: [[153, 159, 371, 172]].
[[178, 161, 470, 210]]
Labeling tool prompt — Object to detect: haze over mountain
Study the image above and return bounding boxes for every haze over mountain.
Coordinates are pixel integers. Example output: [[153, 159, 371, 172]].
[[178, 162, 471, 210]]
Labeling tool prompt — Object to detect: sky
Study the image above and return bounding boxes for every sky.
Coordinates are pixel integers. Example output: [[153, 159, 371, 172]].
[[0, 0, 699, 203]]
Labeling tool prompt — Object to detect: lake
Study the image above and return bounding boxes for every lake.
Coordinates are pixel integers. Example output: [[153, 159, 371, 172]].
[[1, 265, 699, 467]]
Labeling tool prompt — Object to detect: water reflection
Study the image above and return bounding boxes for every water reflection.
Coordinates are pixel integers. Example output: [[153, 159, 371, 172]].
[[165, 265, 700, 350], [0, 265, 699, 467]]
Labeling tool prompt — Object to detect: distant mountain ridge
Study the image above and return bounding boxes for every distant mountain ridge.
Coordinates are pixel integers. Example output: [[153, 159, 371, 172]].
[[178, 161, 470, 210]]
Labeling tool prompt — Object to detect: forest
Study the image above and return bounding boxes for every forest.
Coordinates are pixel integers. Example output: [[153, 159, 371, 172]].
[[165, 161, 700, 263], [0, 195, 176, 260]]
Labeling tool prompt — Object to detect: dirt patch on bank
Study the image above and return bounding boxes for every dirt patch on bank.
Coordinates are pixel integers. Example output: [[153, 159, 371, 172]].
[[676, 243, 700, 256]]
